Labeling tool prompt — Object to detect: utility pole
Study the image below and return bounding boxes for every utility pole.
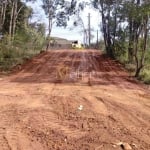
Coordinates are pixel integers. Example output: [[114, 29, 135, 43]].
[[97, 29, 99, 49], [88, 13, 91, 47]]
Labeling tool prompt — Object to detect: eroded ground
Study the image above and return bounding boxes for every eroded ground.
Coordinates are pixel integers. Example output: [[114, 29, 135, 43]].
[[0, 50, 149, 150]]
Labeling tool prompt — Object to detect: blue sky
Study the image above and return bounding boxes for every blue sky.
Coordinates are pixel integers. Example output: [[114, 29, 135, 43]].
[[26, 0, 102, 43]]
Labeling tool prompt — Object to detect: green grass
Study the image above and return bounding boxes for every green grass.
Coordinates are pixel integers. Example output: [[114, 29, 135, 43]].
[[115, 48, 150, 84], [140, 69, 150, 84], [0, 45, 42, 71], [0, 28, 46, 71], [139, 51, 150, 84], [0, 33, 45, 72]]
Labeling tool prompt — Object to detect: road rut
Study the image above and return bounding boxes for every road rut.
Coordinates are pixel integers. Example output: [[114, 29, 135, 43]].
[[0, 50, 149, 150]]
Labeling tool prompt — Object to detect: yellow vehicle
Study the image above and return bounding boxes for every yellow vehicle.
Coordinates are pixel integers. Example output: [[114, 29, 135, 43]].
[[72, 41, 83, 49]]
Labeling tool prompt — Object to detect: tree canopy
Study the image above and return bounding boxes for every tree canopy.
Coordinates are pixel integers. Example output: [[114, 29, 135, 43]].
[[92, 0, 150, 77]]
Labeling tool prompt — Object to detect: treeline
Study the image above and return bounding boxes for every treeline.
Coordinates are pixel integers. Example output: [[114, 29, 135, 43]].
[[0, 0, 46, 70], [66, 0, 150, 82], [0, 0, 77, 70], [92, 0, 150, 82]]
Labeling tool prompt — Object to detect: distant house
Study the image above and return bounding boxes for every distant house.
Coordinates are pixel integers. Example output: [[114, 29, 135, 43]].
[[50, 37, 73, 49]]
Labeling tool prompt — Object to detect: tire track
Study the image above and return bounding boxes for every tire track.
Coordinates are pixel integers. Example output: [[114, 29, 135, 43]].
[[0, 49, 149, 150]]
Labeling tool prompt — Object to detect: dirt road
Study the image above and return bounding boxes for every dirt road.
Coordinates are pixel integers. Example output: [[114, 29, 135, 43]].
[[0, 50, 149, 150]]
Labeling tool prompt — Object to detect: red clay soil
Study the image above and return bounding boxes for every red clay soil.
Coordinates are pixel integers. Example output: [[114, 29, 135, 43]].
[[0, 50, 149, 150]]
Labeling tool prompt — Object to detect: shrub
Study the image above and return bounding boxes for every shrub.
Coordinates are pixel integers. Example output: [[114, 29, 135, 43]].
[[0, 28, 46, 71]]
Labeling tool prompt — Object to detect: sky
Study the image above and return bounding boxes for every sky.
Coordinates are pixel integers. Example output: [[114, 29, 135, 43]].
[[26, 0, 103, 43]]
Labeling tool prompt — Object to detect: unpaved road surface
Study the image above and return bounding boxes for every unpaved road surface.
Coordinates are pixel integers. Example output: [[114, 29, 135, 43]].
[[0, 50, 150, 150]]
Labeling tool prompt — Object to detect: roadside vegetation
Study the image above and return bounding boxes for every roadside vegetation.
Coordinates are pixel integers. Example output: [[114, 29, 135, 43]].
[[0, 0, 78, 71], [139, 49, 150, 84], [0, 0, 46, 71], [92, 0, 150, 84]]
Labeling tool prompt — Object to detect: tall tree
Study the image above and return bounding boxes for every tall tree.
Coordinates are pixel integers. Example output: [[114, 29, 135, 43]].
[[42, 0, 77, 50], [0, 0, 8, 33], [92, 0, 150, 76], [92, 0, 119, 57]]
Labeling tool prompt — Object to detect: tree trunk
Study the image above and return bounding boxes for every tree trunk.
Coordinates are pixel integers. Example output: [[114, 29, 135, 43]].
[[140, 16, 148, 67], [135, 15, 148, 77], [134, 23, 142, 77], [112, 7, 117, 47], [135, 67, 142, 77], [0, 3, 4, 31], [128, 19, 134, 63], [106, 7, 113, 58], [9, 2, 15, 42], [2, 2, 7, 28], [12, 1, 18, 40], [0, 2, 7, 32], [46, 12, 53, 51], [100, 1, 107, 51], [134, 41, 141, 77], [100, 1, 113, 58]]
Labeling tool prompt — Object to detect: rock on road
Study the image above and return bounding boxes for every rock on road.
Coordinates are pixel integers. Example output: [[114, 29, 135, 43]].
[[0, 50, 149, 150]]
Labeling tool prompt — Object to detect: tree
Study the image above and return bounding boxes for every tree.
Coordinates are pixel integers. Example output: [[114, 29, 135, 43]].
[[121, 0, 150, 76], [0, 0, 8, 33], [73, 10, 89, 45], [92, 0, 120, 57], [0, 0, 36, 39], [92, 0, 150, 77], [42, 0, 77, 50], [42, 0, 55, 37], [131, 1, 150, 77]]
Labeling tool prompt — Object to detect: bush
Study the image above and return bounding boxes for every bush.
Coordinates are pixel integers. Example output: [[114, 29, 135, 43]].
[[0, 28, 46, 71], [139, 50, 150, 84], [140, 69, 150, 84]]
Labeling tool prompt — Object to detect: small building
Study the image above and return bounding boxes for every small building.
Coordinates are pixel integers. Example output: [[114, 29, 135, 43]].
[[49, 37, 73, 49]]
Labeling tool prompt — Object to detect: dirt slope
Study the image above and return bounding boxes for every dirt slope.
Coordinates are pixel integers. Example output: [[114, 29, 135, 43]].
[[0, 50, 149, 150]]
